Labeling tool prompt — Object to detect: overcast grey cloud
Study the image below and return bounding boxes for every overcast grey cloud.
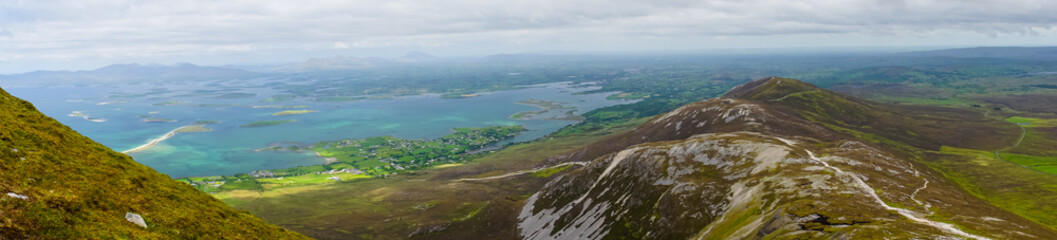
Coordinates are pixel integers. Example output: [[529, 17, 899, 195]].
[[1, 0, 1056, 73]]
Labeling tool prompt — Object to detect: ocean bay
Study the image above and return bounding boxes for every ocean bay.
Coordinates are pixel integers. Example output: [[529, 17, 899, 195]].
[[7, 81, 629, 178]]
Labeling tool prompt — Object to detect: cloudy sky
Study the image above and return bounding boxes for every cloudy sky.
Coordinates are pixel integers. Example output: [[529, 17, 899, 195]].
[[1, 0, 1056, 73]]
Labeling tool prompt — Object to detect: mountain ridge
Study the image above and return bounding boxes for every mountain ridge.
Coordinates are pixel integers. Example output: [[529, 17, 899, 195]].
[[512, 77, 1053, 239]]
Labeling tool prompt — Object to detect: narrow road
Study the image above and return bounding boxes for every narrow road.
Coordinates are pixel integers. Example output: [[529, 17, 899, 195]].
[[803, 150, 991, 240], [994, 124, 1027, 161], [767, 90, 820, 102], [454, 161, 589, 182]]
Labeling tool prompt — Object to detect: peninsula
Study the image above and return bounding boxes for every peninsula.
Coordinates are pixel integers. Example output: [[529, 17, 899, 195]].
[[122, 125, 212, 154]]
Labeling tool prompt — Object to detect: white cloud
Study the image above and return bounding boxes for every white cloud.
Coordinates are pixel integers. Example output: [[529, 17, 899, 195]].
[[0, 0, 1055, 72]]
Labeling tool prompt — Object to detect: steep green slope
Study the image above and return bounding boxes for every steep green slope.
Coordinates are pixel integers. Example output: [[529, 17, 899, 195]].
[[0, 87, 308, 239]]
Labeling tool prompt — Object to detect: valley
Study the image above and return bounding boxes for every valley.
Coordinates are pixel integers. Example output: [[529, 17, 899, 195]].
[[216, 75, 1057, 239], [6, 1, 1057, 238]]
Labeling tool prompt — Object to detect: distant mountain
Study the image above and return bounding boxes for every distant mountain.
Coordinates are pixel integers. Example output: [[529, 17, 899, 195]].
[[0, 63, 261, 86], [273, 56, 376, 72], [0, 87, 308, 238], [398, 51, 438, 63], [260, 52, 440, 72], [900, 46, 1057, 61]]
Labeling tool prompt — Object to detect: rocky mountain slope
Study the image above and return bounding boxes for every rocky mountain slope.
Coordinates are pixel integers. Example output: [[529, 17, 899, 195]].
[[516, 77, 1056, 239], [0, 87, 307, 239]]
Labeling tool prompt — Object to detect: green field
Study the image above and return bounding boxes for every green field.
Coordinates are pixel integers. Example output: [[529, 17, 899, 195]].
[[257, 172, 370, 189], [1000, 152, 1057, 175], [531, 164, 573, 178], [313, 126, 526, 175], [1006, 116, 1057, 127], [936, 146, 1057, 229]]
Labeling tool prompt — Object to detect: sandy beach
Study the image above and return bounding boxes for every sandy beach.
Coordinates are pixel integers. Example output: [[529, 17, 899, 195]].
[[122, 125, 210, 154]]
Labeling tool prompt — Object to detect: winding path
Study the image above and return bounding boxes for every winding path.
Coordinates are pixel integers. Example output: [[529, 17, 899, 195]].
[[454, 161, 589, 182], [994, 124, 1027, 161], [803, 150, 991, 240]]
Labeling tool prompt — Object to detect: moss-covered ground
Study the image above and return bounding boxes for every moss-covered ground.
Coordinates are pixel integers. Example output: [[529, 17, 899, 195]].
[[0, 87, 307, 239]]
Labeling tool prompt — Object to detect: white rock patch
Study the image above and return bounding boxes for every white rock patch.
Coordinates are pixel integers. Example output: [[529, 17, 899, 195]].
[[125, 212, 148, 228], [6, 192, 28, 200]]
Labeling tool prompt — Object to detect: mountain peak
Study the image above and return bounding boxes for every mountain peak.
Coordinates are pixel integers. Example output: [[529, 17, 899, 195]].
[[722, 76, 820, 101]]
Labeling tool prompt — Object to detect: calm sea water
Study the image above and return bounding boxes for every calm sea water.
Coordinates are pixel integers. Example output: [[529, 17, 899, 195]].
[[6, 81, 629, 178]]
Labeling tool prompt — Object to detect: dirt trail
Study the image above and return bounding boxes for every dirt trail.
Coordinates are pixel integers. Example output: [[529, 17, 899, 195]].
[[454, 161, 588, 182], [804, 150, 991, 240], [994, 124, 1027, 161]]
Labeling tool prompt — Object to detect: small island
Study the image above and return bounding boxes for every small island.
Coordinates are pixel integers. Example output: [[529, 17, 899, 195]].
[[194, 120, 220, 124], [174, 125, 212, 133], [272, 110, 318, 116], [152, 100, 184, 106], [143, 118, 177, 123], [607, 92, 651, 100], [441, 92, 479, 99], [509, 98, 580, 121], [69, 111, 88, 117], [314, 96, 367, 102], [214, 93, 256, 99], [252, 105, 308, 109], [69, 111, 107, 122], [240, 120, 296, 127], [96, 100, 129, 105]]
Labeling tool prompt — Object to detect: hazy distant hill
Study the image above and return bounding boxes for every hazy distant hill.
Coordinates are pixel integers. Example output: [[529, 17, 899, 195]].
[[273, 56, 377, 72], [259, 52, 439, 72], [900, 46, 1057, 61], [397, 51, 439, 63], [0, 63, 261, 86]]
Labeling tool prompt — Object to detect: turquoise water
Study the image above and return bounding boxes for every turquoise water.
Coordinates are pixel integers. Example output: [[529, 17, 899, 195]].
[[6, 82, 629, 178]]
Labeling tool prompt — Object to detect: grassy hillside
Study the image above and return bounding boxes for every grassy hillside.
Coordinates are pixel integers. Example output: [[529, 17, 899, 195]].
[[741, 78, 1057, 232], [0, 87, 307, 239]]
